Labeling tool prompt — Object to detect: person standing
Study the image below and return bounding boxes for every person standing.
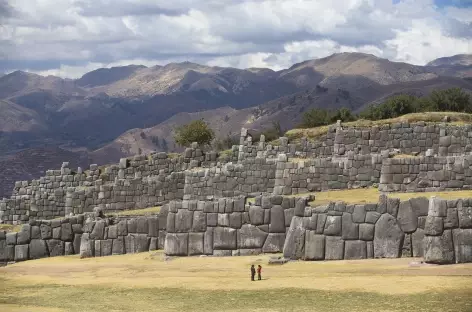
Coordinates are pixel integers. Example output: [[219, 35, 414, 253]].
[[250, 265, 256, 281], [257, 265, 262, 280]]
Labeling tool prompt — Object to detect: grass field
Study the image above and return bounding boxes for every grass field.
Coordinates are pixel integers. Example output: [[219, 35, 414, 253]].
[[1, 252, 472, 312], [305, 188, 472, 206]]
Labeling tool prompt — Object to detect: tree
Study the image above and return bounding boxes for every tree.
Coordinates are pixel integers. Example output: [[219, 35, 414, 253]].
[[173, 119, 215, 147]]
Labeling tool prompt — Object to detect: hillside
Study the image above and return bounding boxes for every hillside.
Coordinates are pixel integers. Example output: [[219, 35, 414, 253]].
[[1, 52, 472, 196]]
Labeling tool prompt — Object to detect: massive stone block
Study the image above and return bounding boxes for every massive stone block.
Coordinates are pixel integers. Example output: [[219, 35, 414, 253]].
[[165, 233, 189, 256], [117, 221, 128, 236], [397, 200, 418, 233], [352, 205, 366, 223], [283, 216, 306, 260], [325, 236, 344, 260], [112, 237, 125, 255], [269, 205, 285, 233], [90, 220, 105, 240], [188, 233, 204, 255], [47, 239, 65, 257], [424, 230, 455, 264], [409, 197, 429, 217], [237, 225, 268, 249], [412, 229, 425, 257], [424, 216, 444, 236], [125, 234, 150, 254], [401, 234, 412, 257], [14, 245, 29, 262], [458, 203, 472, 228], [304, 231, 325, 260], [17, 225, 31, 245], [101, 239, 113, 256], [374, 214, 404, 258], [204, 228, 214, 255], [452, 229, 472, 263], [359, 223, 374, 241], [249, 206, 264, 225], [344, 240, 367, 260], [0, 239, 6, 262], [136, 217, 149, 234], [175, 209, 193, 232], [61, 223, 73, 241], [444, 208, 459, 229], [29, 239, 48, 259], [262, 233, 286, 253], [229, 213, 242, 229], [342, 213, 359, 240], [428, 197, 447, 217], [365, 211, 381, 224], [148, 217, 159, 237], [31, 226, 41, 239], [192, 211, 207, 232], [213, 227, 237, 250], [324, 216, 342, 236]]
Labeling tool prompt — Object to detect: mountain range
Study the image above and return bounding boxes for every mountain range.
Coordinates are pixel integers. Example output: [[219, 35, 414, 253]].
[[1, 52, 472, 196]]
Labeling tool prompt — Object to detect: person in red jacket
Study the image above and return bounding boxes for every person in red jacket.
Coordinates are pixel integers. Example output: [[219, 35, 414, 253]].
[[257, 265, 262, 280]]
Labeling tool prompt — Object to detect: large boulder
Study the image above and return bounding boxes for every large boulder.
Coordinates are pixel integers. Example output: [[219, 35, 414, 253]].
[[237, 224, 268, 249], [40, 224, 52, 240], [29, 239, 48, 259], [192, 211, 207, 232], [204, 228, 213, 255], [283, 217, 306, 260], [125, 234, 150, 253], [304, 231, 325, 260], [397, 200, 418, 233], [424, 230, 455, 264], [80, 233, 94, 258], [344, 240, 367, 260], [14, 245, 29, 262], [175, 209, 193, 232], [373, 214, 404, 258], [325, 236, 344, 260], [324, 216, 342, 236], [341, 213, 359, 240], [262, 233, 286, 253], [61, 223, 73, 241], [16, 225, 31, 245], [148, 217, 159, 237], [165, 233, 189, 256], [452, 229, 472, 263], [90, 220, 105, 240], [458, 203, 472, 228], [188, 233, 204, 255], [412, 229, 425, 257], [213, 227, 237, 250], [112, 237, 125, 255], [249, 206, 264, 225], [47, 239, 64, 257], [269, 205, 286, 233]]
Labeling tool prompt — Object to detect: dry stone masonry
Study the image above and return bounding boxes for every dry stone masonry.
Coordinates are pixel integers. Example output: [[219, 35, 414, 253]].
[[1, 121, 472, 265]]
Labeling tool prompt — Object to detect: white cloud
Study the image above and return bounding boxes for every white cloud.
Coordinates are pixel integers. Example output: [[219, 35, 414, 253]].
[[1, 0, 471, 77]]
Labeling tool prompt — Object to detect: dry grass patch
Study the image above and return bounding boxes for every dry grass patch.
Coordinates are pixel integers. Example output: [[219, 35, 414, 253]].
[[285, 112, 472, 142], [0, 224, 22, 233], [108, 206, 161, 217], [1, 253, 472, 312], [287, 188, 472, 206]]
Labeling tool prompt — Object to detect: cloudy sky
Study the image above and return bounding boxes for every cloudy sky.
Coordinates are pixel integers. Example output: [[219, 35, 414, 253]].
[[0, 0, 471, 78]]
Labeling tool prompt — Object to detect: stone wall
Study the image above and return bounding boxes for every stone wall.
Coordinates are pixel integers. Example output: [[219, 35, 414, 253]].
[[379, 155, 472, 192], [283, 195, 429, 260], [164, 195, 301, 256], [423, 197, 472, 264], [273, 153, 383, 195], [183, 158, 278, 200], [0, 212, 166, 266]]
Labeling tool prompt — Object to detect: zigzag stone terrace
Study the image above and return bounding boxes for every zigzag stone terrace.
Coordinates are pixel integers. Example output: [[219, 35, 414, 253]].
[[1, 121, 472, 265]]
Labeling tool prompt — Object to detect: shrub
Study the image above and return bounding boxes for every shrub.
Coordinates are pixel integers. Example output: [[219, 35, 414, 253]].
[[173, 119, 215, 147]]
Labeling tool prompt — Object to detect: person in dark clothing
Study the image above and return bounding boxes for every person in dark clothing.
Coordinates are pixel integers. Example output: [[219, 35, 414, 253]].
[[257, 265, 262, 280], [250, 265, 256, 281]]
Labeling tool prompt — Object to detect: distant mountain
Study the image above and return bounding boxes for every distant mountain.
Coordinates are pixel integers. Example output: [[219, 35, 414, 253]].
[[1, 52, 472, 196], [427, 54, 472, 67]]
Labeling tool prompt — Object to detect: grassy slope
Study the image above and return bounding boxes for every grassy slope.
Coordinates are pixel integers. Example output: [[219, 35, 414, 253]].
[[285, 111, 472, 141], [1, 252, 472, 312]]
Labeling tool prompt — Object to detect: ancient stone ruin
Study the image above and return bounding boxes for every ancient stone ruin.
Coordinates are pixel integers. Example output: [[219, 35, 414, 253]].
[[1, 121, 472, 266]]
